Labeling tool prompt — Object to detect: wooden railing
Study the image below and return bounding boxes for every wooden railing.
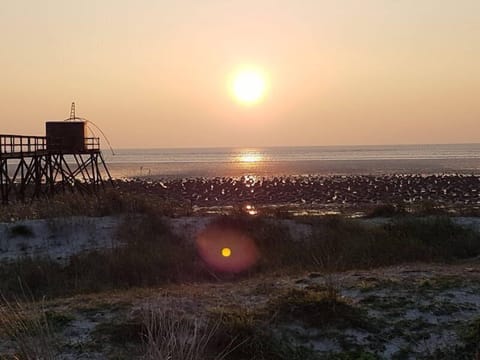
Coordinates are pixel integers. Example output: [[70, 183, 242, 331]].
[[0, 134, 100, 155], [0, 135, 47, 155], [84, 137, 100, 150]]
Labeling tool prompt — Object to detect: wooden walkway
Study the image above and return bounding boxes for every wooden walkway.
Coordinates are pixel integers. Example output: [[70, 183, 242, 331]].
[[0, 134, 101, 158]]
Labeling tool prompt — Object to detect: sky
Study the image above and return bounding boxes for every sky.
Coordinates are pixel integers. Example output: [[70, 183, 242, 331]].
[[1, 0, 479, 149]]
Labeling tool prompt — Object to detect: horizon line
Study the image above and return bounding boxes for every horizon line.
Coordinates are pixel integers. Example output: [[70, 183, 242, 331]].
[[111, 142, 480, 151]]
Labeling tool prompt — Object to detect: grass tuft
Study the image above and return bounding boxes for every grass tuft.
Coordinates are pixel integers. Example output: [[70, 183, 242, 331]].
[[269, 288, 372, 331], [0, 294, 57, 359], [142, 306, 233, 360], [209, 305, 318, 360]]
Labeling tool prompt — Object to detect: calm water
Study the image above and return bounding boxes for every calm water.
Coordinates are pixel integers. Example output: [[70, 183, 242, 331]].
[[103, 144, 480, 178]]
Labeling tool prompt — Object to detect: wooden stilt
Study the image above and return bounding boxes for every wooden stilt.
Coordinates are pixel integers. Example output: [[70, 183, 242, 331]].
[[0, 134, 112, 204]]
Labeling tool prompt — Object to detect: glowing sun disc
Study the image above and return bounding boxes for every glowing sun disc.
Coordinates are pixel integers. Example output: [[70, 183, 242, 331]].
[[232, 69, 266, 104]]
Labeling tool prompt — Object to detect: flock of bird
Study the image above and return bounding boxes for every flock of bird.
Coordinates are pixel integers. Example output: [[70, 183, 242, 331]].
[[117, 174, 480, 207]]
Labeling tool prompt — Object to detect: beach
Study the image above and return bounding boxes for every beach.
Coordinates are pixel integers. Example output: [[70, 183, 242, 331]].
[[114, 173, 480, 214]]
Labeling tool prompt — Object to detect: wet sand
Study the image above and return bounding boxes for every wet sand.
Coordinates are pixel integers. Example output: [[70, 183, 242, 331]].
[[108, 158, 480, 179]]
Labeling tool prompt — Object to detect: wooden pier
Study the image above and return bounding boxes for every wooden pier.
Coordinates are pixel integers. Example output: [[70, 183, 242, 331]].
[[0, 133, 112, 204]]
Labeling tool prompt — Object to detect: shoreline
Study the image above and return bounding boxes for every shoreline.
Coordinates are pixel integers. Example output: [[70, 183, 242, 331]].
[[106, 157, 480, 179]]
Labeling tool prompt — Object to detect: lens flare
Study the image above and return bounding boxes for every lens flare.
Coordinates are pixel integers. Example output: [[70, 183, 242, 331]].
[[221, 247, 232, 257], [196, 219, 260, 273]]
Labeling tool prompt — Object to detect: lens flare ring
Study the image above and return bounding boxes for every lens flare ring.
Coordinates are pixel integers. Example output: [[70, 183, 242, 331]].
[[196, 221, 260, 273]]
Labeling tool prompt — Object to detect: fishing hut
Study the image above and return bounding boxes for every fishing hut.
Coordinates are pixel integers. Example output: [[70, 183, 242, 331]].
[[0, 103, 112, 204]]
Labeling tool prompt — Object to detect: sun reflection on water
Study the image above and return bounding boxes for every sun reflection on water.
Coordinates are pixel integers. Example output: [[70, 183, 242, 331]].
[[237, 151, 263, 163]]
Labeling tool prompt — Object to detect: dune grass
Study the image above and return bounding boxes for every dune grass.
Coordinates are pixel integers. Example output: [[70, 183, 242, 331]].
[[223, 214, 480, 271], [300, 215, 480, 270], [208, 303, 319, 360], [1, 213, 480, 300], [0, 213, 202, 298], [268, 287, 369, 330], [142, 306, 238, 360], [0, 188, 192, 222], [0, 294, 57, 359]]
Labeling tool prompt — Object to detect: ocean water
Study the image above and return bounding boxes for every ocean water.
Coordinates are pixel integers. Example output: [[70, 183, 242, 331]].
[[103, 144, 480, 178]]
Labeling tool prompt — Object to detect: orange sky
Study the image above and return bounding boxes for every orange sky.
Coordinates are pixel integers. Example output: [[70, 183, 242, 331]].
[[1, 1, 479, 148]]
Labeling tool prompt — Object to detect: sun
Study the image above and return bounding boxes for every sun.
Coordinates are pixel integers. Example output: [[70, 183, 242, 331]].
[[232, 69, 266, 105]]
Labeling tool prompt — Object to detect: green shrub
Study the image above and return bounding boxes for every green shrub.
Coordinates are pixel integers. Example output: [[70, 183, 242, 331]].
[[384, 216, 480, 260], [209, 306, 319, 360], [307, 216, 480, 270], [269, 288, 372, 331]]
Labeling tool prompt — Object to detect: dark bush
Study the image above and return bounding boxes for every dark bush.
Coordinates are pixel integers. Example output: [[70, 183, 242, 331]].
[[307, 216, 480, 270], [0, 258, 65, 298], [365, 203, 406, 218], [9, 224, 34, 238]]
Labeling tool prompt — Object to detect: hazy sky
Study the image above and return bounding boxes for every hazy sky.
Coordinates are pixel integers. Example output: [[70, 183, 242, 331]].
[[1, 0, 479, 148]]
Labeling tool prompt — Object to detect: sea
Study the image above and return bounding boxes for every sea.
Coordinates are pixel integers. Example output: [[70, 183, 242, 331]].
[[103, 143, 480, 179]]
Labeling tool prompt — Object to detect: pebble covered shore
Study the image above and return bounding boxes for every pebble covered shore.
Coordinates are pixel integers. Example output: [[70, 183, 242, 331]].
[[115, 174, 480, 208]]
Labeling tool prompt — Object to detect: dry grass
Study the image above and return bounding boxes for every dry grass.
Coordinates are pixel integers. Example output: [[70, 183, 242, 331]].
[[0, 189, 192, 222], [0, 294, 56, 359], [142, 306, 235, 360]]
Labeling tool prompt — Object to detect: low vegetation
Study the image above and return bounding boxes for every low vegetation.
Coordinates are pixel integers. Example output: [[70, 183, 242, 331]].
[[142, 307, 235, 360], [2, 269, 480, 359], [2, 206, 480, 358], [0, 189, 192, 222], [0, 295, 57, 359], [1, 213, 480, 299], [269, 287, 371, 331], [0, 213, 203, 298]]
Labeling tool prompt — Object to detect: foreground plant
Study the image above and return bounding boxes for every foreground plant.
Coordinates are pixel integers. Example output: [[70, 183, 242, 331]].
[[0, 294, 57, 359], [142, 305, 235, 360]]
